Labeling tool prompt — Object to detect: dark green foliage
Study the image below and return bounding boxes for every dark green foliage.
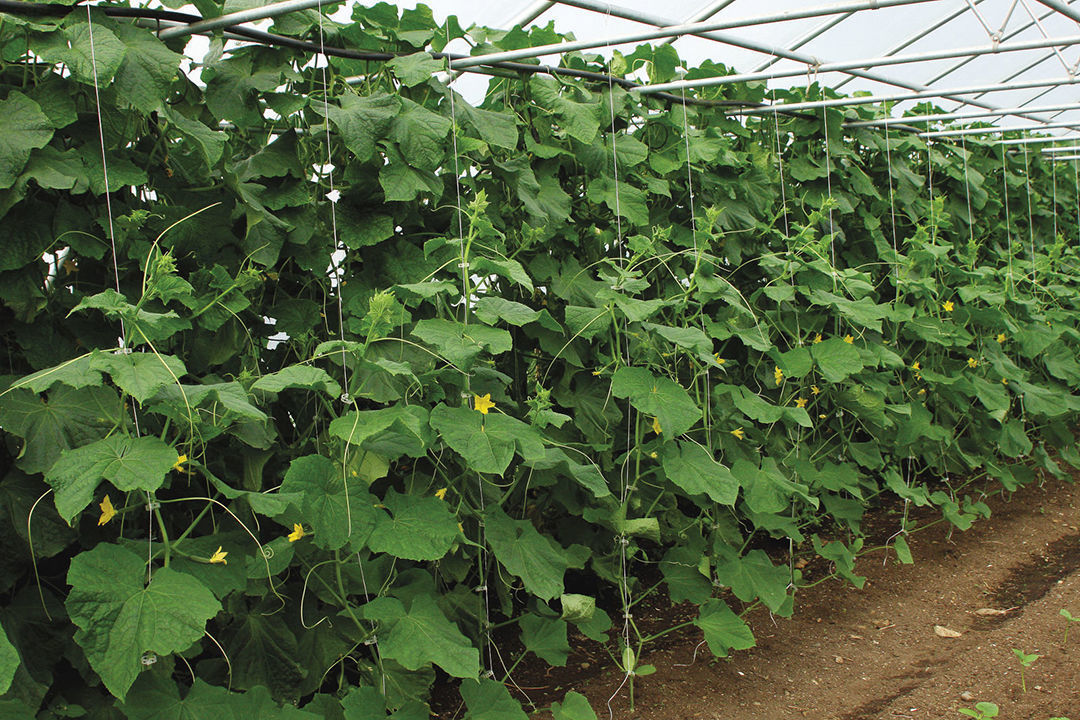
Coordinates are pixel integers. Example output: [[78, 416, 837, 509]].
[[1, 3, 1080, 717]]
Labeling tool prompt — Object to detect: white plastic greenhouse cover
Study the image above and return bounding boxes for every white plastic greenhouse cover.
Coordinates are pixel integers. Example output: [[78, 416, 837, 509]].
[[53, 0, 1080, 142]]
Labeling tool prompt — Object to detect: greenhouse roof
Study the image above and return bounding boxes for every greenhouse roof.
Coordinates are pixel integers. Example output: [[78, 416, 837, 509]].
[[6, 0, 1080, 143]]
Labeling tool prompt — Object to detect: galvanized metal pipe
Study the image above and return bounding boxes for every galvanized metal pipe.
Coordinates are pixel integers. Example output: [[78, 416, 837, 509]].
[[922, 119, 1080, 137], [1032, 0, 1080, 23], [735, 75, 1080, 115], [551, 0, 1012, 118], [449, 0, 943, 69], [635, 32, 1080, 94], [754, 12, 854, 73], [158, 0, 327, 40], [502, 0, 556, 29], [998, 134, 1080, 144], [846, 101, 1080, 127], [1047, 153, 1080, 159], [924, 0, 1059, 86], [835, 0, 986, 90], [1042, 145, 1080, 151]]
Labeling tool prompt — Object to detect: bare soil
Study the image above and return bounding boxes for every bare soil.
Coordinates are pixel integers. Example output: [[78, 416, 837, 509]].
[[552, 477, 1080, 720]]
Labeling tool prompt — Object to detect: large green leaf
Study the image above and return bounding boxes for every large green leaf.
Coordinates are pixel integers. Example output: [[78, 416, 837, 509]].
[[0, 92, 53, 189], [811, 337, 864, 383], [389, 98, 450, 171], [120, 673, 319, 720], [461, 678, 528, 720], [113, 24, 182, 114], [0, 385, 122, 474], [411, 319, 512, 368], [319, 92, 400, 162], [45, 435, 179, 524], [361, 594, 479, 678], [519, 615, 569, 666], [94, 352, 187, 403], [693, 599, 755, 658], [279, 454, 377, 551], [429, 404, 545, 475], [485, 507, 586, 601], [713, 548, 791, 615], [365, 489, 459, 561], [661, 441, 739, 506], [252, 366, 340, 396], [551, 692, 598, 720], [611, 367, 700, 438], [329, 404, 431, 459], [220, 611, 304, 702], [0, 622, 18, 695], [66, 544, 221, 700]]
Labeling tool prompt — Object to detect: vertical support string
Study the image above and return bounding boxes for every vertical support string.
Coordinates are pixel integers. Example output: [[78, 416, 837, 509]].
[[88, 5, 151, 583], [601, 12, 632, 719], [1073, 159, 1079, 244], [960, 134, 975, 252], [1052, 151, 1058, 243], [1021, 144, 1037, 287], [1002, 148, 1015, 292], [883, 112, 900, 285], [441, 23, 493, 681]]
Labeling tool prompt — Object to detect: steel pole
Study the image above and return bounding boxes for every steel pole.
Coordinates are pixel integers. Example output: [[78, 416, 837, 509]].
[[1043, 145, 1080, 151], [449, 0, 942, 69], [1047, 154, 1080, 159], [158, 0, 328, 40]]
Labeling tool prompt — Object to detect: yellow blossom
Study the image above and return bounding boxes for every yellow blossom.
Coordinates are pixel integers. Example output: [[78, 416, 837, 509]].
[[811, 385, 820, 395], [457, 522, 464, 533], [967, 357, 978, 368], [473, 393, 496, 415], [794, 397, 808, 409], [730, 428, 745, 440], [591, 370, 602, 376], [287, 523, 306, 542], [774, 366, 784, 385], [651, 416, 662, 435], [649, 451, 658, 459], [942, 300, 954, 312], [911, 361, 920, 371], [996, 333, 1006, 344], [435, 487, 447, 500], [918, 388, 927, 395], [1002, 378, 1008, 385], [172, 454, 188, 473], [843, 335, 854, 344], [714, 354, 726, 366], [818, 413, 827, 419], [98, 495, 116, 526], [209, 546, 228, 565], [813, 333, 823, 344]]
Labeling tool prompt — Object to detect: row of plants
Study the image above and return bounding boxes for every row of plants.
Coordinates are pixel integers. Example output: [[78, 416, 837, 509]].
[[1, 2, 1080, 717]]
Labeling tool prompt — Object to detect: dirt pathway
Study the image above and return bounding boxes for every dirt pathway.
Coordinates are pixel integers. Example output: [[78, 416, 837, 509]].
[[568, 478, 1080, 719]]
